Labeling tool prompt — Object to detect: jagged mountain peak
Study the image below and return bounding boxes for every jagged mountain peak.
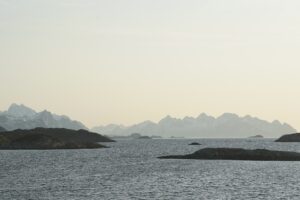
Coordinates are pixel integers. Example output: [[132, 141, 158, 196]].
[[0, 104, 87, 131], [39, 110, 52, 116], [162, 115, 173, 120], [183, 116, 194, 120], [218, 113, 239, 120], [37, 110, 55, 121], [7, 103, 36, 117], [138, 120, 156, 126], [272, 120, 282, 125], [159, 115, 181, 124], [197, 113, 208, 118]]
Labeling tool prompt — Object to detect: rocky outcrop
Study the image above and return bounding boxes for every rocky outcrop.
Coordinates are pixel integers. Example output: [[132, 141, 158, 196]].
[[0, 128, 114, 150], [158, 148, 300, 161], [137, 136, 152, 139], [275, 133, 300, 142], [248, 135, 264, 138], [189, 142, 201, 145]]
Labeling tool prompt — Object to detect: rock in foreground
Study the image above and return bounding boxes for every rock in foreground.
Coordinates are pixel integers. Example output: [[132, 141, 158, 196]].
[[158, 148, 300, 161], [275, 133, 300, 142], [0, 128, 114, 150]]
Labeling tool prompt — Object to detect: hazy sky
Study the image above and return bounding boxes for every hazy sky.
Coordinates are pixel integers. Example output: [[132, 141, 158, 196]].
[[1, 0, 300, 129]]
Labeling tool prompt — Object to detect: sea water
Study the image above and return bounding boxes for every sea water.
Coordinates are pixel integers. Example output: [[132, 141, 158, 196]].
[[1, 139, 300, 200]]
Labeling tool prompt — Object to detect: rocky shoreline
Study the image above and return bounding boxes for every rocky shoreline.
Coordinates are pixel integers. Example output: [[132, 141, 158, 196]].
[[158, 148, 300, 161], [0, 128, 114, 150]]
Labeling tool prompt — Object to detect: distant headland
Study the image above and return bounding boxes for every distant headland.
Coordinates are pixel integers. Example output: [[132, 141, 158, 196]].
[[0, 128, 114, 150]]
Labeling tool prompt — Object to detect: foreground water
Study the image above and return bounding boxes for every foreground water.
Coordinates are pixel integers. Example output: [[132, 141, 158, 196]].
[[1, 138, 300, 200]]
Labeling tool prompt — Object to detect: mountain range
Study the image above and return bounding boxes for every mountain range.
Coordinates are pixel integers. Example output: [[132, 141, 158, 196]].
[[0, 104, 87, 131], [1, 104, 296, 138], [91, 113, 297, 138]]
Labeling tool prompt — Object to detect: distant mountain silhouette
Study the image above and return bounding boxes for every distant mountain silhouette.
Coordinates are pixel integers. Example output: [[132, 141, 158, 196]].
[[0, 104, 87, 131], [0, 126, 6, 132], [92, 113, 296, 138]]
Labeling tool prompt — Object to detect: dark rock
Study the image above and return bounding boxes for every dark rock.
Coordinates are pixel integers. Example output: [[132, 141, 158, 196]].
[[151, 135, 162, 139], [158, 148, 300, 161], [3, 134, 104, 149], [0, 127, 114, 150], [137, 136, 152, 139], [189, 142, 201, 145], [275, 133, 300, 142], [170, 136, 184, 139], [248, 135, 264, 138]]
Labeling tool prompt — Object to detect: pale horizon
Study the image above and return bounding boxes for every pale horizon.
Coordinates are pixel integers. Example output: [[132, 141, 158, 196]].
[[1, 0, 300, 130]]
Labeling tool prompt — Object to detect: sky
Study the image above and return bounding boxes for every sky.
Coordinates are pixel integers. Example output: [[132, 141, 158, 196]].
[[1, 0, 300, 129]]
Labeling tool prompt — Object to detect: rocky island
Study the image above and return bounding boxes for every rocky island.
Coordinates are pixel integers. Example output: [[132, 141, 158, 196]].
[[275, 133, 300, 142], [158, 148, 300, 161], [137, 136, 152, 139], [189, 142, 201, 145], [109, 133, 157, 140], [0, 127, 114, 150], [248, 135, 264, 138]]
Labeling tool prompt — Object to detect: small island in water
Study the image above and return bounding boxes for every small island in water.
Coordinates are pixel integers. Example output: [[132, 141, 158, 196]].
[[109, 133, 160, 140], [275, 133, 300, 142], [0, 128, 114, 150], [158, 148, 300, 161], [189, 142, 201, 145], [248, 135, 264, 138]]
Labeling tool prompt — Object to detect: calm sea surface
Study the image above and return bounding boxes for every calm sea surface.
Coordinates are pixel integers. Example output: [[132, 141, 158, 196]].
[[1, 138, 300, 200]]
